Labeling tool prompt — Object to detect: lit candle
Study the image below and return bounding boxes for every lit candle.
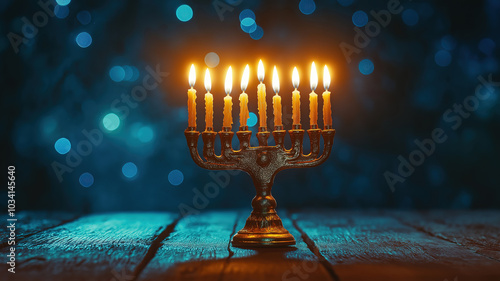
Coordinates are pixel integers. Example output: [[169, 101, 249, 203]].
[[240, 65, 250, 128], [309, 62, 318, 127], [204, 69, 213, 130], [323, 65, 332, 128], [292, 67, 301, 126], [188, 64, 197, 128], [223, 66, 233, 128], [257, 60, 267, 128], [272, 66, 282, 127]]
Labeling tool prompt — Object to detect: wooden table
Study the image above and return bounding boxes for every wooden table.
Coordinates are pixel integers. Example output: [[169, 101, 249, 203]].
[[1, 210, 499, 281]]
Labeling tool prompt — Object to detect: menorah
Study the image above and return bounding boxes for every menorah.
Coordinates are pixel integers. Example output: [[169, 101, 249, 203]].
[[184, 61, 335, 247]]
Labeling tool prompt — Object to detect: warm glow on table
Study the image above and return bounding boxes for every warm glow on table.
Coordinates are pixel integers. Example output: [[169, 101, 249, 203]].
[[309, 62, 318, 127], [292, 67, 300, 126], [204, 69, 213, 130], [188, 64, 197, 128], [323, 65, 332, 128], [257, 60, 267, 128], [239, 65, 250, 128], [223, 66, 233, 128], [272, 66, 282, 127]]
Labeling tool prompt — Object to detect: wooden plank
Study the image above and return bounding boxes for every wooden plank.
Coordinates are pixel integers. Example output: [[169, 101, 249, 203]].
[[1, 212, 176, 281], [388, 210, 500, 261], [138, 211, 239, 281], [221, 211, 335, 281], [292, 210, 500, 281], [0, 211, 79, 247]]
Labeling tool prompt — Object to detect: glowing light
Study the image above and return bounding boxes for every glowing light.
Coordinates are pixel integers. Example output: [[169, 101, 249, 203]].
[[324, 65, 331, 90], [434, 50, 452, 67], [109, 66, 125, 82], [122, 162, 138, 178], [247, 112, 258, 127], [225, 66, 232, 95], [56, 0, 71, 6], [292, 67, 300, 89], [123, 65, 133, 81], [239, 9, 255, 21], [137, 126, 154, 143], [241, 18, 257, 33], [168, 169, 184, 186], [204, 52, 219, 68], [241, 64, 250, 92], [359, 59, 374, 75], [272, 66, 279, 93], [310, 62, 318, 91], [250, 26, 264, 40], [176, 4, 193, 22], [77, 11, 91, 25], [54, 138, 71, 154], [299, 0, 316, 15], [102, 113, 120, 131], [402, 9, 419, 26], [352, 11, 368, 27], [79, 172, 94, 188], [258, 60, 264, 82], [75, 32, 92, 48], [54, 5, 69, 19], [189, 64, 196, 87], [205, 68, 211, 92]]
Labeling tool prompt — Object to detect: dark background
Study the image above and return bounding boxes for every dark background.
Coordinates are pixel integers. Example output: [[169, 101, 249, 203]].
[[1, 0, 499, 213]]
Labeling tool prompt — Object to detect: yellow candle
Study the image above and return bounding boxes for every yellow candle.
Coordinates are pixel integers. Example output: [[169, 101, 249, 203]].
[[257, 60, 267, 128], [272, 66, 282, 127], [309, 62, 318, 126], [188, 64, 196, 128], [240, 65, 250, 127], [223, 66, 233, 128], [204, 69, 213, 130], [292, 67, 300, 125], [323, 65, 332, 127]]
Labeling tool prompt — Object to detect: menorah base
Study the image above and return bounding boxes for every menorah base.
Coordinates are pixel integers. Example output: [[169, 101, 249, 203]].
[[231, 211, 296, 247]]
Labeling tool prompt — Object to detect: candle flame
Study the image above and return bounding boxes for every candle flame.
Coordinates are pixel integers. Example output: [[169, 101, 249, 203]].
[[204, 68, 211, 92], [189, 64, 196, 87], [241, 64, 250, 92], [258, 60, 264, 82], [323, 65, 330, 90], [225, 66, 232, 95], [292, 67, 299, 89], [272, 66, 280, 94], [310, 62, 318, 91]]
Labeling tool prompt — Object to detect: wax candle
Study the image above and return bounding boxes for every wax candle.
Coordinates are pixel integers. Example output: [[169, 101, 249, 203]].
[[204, 69, 213, 130], [292, 67, 300, 126], [188, 64, 197, 128], [240, 64, 250, 127], [257, 60, 267, 128], [309, 62, 318, 127], [272, 66, 282, 127], [223, 66, 233, 128], [323, 65, 332, 127]]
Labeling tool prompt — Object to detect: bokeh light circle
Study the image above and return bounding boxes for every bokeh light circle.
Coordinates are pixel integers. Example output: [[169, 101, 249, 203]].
[[75, 32, 92, 48], [56, 0, 71, 6], [352, 11, 368, 27], [77, 11, 91, 25], [204, 52, 220, 68], [478, 38, 495, 56], [402, 9, 419, 26], [299, 0, 316, 15], [176, 5, 193, 22], [54, 5, 69, 19], [250, 26, 264, 40], [137, 126, 154, 142], [434, 50, 452, 67], [337, 0, 354, 7], [168, 169, 184, 186], [79, 172, 94, 187], [122, 162, 138, 178], [358, 59, 374, 75], [102, 113, 120, 131], [239, 9, 255, 21], [54, 138, 71, 154], [441, 35, 456, 51], [240, 18, 257, 33], [247, 112, 258, 127], [109, 66, 125, 82], [123, 65, 134, 81]]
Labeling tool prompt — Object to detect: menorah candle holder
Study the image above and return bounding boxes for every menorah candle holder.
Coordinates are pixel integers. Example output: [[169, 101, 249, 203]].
[[185, 124, 335, 247]]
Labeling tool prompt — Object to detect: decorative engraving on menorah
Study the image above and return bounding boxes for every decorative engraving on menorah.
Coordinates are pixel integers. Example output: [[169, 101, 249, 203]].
[[184, 61, 335, 247]]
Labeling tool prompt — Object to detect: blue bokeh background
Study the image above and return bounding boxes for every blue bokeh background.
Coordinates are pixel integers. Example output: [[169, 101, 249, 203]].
[[1, 0, 499, 213]]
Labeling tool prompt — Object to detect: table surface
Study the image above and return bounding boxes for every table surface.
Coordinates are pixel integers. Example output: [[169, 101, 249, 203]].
[[1, 210, 499, 281]]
